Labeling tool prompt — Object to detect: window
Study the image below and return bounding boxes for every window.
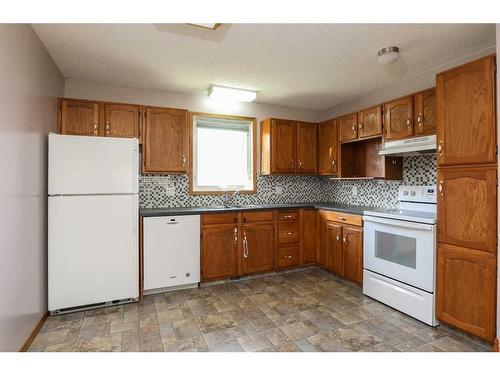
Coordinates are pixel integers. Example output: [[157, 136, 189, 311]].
[[191, 113, 256, 193]]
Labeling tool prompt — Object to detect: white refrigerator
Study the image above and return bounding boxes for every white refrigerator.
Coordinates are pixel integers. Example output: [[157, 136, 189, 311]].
[[48, 133, 139, 313]]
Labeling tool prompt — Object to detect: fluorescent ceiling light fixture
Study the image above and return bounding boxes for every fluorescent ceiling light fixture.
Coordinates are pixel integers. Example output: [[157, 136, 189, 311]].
[[188, 23, 221, 30], [208, 85, 257, 102]]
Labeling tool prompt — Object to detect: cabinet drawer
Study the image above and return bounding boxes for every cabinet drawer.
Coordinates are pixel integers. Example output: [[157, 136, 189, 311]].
[[201, 213, 238, 225], [277, 211, 299, 221], [277, 245, 299, 268], [277, 222, 300, 244], [242, 210, 274, 223], [323, 210, 362, 227]]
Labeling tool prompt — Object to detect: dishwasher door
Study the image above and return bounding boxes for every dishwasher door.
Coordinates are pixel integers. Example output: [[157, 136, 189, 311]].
[[144, 215, 200, 292]]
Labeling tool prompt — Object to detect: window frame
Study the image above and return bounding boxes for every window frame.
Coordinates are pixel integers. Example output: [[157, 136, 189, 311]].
[[189, 112, 257, 195]]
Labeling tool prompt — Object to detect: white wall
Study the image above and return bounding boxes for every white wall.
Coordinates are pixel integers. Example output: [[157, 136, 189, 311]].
[[65, 79, 322, 124], [0, 25, 64, 351], [320, 46, 496, 121]]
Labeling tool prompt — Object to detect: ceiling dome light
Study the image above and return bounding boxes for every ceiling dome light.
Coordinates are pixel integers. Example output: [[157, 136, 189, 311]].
[[208, 85, 257, 102], [377, 46, 400, 65]]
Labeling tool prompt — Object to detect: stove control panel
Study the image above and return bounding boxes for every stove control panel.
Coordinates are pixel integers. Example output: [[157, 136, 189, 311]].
[[398, 185, 436, 203]]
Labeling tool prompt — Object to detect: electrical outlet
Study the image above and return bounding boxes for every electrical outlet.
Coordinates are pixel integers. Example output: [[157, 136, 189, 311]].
[[352, 186, 358, 197], [275, 186, 283, 195]]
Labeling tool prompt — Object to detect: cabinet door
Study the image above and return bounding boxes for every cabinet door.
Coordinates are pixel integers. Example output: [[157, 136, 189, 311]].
[[339, 113, 358, 142], [201, 224, 239, 281], [296, 122, 318, 173], [104, 104, 140, 138], [358, 106, 382, 138], [326, 222, 342, 275], [143, 107, 188, 173], [436, 243, 496, 342], [301, 209, 317, 265], [437, 167, 497, 253], [242, 223, 274, 274], [414, 88, 436, 136], [342, 226, 363, 284], [436, 56, 496, 166], [271, 119, 296, 173], [318, 119, 338, 175], [318, 212, 328, 268], [60, 99, 99, 136], [384, 96, 413, 140]]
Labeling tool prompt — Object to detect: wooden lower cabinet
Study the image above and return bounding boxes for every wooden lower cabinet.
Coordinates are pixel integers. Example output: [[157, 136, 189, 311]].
[[436, 243, 497, 342], [318, 211, 363, 284], [342, 226, 363, 284], [277, 245, 299, 269], [242, 223, 274, 274], [201, 224, 239, 281]]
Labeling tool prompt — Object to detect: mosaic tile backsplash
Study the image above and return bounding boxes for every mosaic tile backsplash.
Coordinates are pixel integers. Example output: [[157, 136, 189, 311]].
[[139, 154, 436, 209]]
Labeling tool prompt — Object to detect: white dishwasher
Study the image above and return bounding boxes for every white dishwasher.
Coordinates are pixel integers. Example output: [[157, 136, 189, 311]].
[[143, 215, 200, 293]]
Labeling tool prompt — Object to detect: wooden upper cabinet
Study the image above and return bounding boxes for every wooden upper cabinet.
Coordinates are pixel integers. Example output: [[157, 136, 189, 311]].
[[271, 119, 296, 173], [436, 243, 497, 342], [296, 122, 318, 173], [301, 209, 317, 265], [104, 104, 140, 139], [143, 107, 188, 174], [358, 106, 382, 138], [60, 99, 99, 136], [326, 222, 343, 275], [318, 119, 338, 175], [414, 88, 436, 136], [384, 96, 413, 140], [201, 223, 239, 281], [437, 166, 497, 253], [339, 113, 358, 142], [242, 223, 274, 274], [436, 55, 496, 166], [342, 226, 363, 284]]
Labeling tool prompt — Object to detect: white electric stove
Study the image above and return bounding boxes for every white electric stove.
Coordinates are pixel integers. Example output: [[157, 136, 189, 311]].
[[362, 185, 438, 326]]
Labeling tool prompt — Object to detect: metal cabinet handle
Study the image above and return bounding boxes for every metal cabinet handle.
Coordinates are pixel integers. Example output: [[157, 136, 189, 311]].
[[106, 121, 110, 135], [437, 142, 443, 154], [332, 160, 336, 166], [284, 255, 292, 259], [358, 123, 363, 130], [243, 233, 248, 258], [182, 155, 186, 166], [338, 216, 346, 221], [234, 227, 238, 244], [417, 113, 422, 127], [352, 123, 356, 132], [286, 232, 294, 235], [406, 117, 411, 128], [439, 180, 444, 196], [336, 234, 340, 241], [343, 234, 348, 244], [93, 121, 98, 135], [283, 215, 292, 219]]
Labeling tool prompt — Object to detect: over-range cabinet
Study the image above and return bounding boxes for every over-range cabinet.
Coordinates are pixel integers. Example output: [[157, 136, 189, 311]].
[[435, 55, 498, 344]]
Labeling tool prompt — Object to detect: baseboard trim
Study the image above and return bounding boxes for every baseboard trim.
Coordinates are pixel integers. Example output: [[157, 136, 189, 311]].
[[19, 311, 49, 352], [493, 338, 499, 352]]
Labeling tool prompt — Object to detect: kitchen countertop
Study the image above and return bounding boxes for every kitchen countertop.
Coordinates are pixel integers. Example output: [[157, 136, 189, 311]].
[[139, 202, 389, 217]]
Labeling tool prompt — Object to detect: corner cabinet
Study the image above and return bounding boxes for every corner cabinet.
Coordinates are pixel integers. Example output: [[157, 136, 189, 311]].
[[142, 107, 189, 174], [436, 243, 497, 342], [436, 55, 496, 166], [339, 112, 358, 142], [261, 118, 317, 175], [59, 99, 99, 136]]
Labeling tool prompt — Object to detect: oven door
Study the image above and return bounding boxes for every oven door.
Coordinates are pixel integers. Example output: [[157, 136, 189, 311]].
[[363, 215, 436, 292]]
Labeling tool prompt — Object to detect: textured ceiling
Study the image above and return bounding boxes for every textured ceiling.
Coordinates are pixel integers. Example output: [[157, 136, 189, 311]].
[[32, 23, 495, 111]]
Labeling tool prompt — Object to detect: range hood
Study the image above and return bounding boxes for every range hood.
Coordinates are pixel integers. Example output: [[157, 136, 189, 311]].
[[379, 135, 436, 156]]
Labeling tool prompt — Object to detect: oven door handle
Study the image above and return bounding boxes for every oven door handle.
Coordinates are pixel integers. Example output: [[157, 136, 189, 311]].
[[362, 215, 434, 232]]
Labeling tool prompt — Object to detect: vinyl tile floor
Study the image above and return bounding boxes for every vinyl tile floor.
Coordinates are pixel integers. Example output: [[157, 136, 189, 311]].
[[29, 268, 488, 352]]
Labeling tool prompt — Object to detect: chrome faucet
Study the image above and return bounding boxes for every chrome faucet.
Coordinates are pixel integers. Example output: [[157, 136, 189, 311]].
[[223, 190, 240, 207]]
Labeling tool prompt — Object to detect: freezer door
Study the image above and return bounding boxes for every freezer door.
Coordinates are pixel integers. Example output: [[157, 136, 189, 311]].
[[49, 195, 139, 311], [49, 133, 138, 195]]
